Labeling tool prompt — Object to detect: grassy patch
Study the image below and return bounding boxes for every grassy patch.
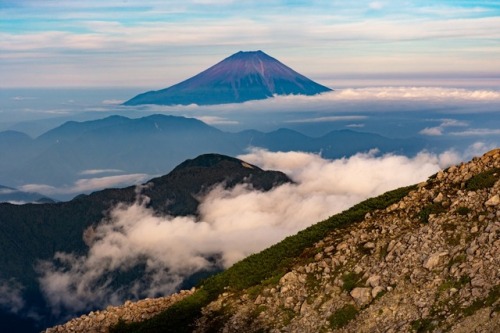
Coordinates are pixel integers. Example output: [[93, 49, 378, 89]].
[[462, 285, 500, 317], [465, 168, 500, 191], [306, 273, 321, 292], [279, 307, 296, 327], [417, 202, 446, 224], [251, 305, 268, 320], [110, 185, 415, 333], [410, 318, 435, 332], [341, 272, 363, 292], [437, 276, 469, 296], [379, 243, 389, 260], [456, 206, 471, 216], [328, 304, 358, 329], [447, 254, 466, 269]]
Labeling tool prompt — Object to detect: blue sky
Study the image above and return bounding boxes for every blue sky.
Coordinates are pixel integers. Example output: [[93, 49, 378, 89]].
[[1, 0, 500, 87]]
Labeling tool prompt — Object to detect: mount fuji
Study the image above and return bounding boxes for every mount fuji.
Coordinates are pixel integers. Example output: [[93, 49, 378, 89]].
[[124, 50, 331, 106]]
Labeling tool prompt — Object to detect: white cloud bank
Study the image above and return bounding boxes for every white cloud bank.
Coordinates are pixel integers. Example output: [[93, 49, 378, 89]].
[[132, 87, 500, 117], [35, 146, 482, 314]]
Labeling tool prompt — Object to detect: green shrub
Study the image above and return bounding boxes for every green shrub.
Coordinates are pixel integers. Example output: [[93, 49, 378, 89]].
[[328, 304, 358, 329], [456, 206, 471, 216], [341, 272, 362, 292], [417, 203, 445, 224], [410, 318, 435, 332], [465, 168, 500, 191]]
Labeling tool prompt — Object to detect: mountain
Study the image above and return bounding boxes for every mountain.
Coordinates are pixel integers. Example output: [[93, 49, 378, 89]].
[[0, 185, 54, 204], [124, 51, 331, 106], [49, 149, 500, 333], [0, 114, 424, 195], [0, 154, 290, 333], [0, 115, 241, 189]]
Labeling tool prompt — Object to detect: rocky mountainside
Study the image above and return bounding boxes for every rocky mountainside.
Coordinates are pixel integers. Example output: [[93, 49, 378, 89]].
[[123, 51, 331, 106], [45, 149, 499, 333]]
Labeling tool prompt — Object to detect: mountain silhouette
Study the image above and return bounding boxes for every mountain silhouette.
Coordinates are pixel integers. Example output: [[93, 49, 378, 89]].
[[0, 153, 290, 333], [124, 50, 331, 106], [0, 184, 54, 204], [0, 115, 424, 194]]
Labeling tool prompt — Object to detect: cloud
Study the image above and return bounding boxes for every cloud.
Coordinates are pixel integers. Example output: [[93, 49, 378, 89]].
[[79, 169, 124, 176], [464, 142, 497, 158], [3, 1, 500, 87], [0, 188, 17, 195], [369, 2, 384, 10], [420, 127, 443, 136], [101, 99, 125, 105], [419, 118, 469, 136], [194, 116, 239, 125], [37, 147, 469, 313], [0, 279, 25, 314], [450, 128, 500, 136], [131, 87, 500, 117], [330, 87, 500, 101], [285, 115, 367, 123], [20, 174, 149, 196], [12, 96, 36, 101], [346, 123, 365, 128]]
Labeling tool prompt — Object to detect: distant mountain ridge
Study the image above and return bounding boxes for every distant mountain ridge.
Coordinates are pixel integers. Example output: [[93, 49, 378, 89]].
[[0, 114, 424, 195], [124, 51, 331, 106], [0, 185, 54, 204]]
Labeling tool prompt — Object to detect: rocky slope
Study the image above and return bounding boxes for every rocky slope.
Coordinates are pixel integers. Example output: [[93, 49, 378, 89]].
[[195, 149, 499, 332], [43, 289, 195, 333], [45, 149, 499, 332]]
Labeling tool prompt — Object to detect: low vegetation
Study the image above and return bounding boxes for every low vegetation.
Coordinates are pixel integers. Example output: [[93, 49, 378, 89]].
[[456, 206, 471, 216], [417, 202, 445, 224], [110, 185, 415, 333], [465, 167, 500, 190], [341, 272, 363, 292], [328, 304, 358, 329], [410, 318, 435, 333]]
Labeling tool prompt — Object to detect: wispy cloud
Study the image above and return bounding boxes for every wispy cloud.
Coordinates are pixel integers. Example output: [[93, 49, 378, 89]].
[[101, 99, 125, 105], [346, 123, 365, 128], [194, 116, 239, 125], [2, 1, 500, 87], [419, 118, 469, 136], [450, 128, 500, 136], [420, 127, 444, 136], [285, 115, 368, 124], [79, 169, 124, 175], [0, 279, 25, 314], [20, 174, 149, 196], [369, 2, 385, 10]]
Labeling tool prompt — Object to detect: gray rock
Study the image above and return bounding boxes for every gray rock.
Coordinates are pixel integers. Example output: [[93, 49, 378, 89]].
[[350, 287, 373, 306], [423, 252, 448, 270], [485, 195, 499, 206], [366, 275, 381, 288]]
